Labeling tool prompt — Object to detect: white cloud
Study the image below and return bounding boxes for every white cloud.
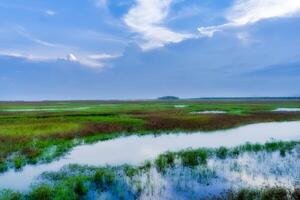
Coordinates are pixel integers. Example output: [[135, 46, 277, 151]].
[[66, 53, 78, 61], [124, 0, 194, 50], [45, 9, 56, 16], [88, 53, 119, 60], [198, 0, 300, 37]]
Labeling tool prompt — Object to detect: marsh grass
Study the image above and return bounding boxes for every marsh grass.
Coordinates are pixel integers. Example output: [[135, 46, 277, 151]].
[[93, 169, 115, 191], [155, 152, 175, 172], [230, 187, 293, 200], [0, 189, 22, 200], [180, 149, 208, 167], [156, 141, 300, 168], [1, 100, 300, 173], [28, 185, 53, 200], [13, 156, 26, 170]]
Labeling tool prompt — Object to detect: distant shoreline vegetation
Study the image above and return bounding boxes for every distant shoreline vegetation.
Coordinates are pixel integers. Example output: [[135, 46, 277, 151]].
[[2, 96, 300, 103], [157, 96, 180, 100]]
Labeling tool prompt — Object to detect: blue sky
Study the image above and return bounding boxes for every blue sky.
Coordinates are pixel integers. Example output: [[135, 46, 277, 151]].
[[0, 0, 300, 100]]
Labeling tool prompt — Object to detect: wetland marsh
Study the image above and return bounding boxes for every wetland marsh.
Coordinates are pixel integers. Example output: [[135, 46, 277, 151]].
[[0, 99, 300, 199]]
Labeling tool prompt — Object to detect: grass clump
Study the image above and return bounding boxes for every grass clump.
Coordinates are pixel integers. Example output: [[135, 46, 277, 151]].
[[124, 165, 139, 178], [216, 146, 229, 159], [234, 188, 260, 200], [93, 168, 115, 191], [13, 156, 25, 170], [155, 152, 175, 172], [230, 187, 291, 200], [0, 189, 22, 200], [180, 149, 208, 167], [261, 187, 288, 200], [52, 185, 77, 200], [73, 179, 88, 197], [28, 185, 53, 200], [0, 162, 8, 173]]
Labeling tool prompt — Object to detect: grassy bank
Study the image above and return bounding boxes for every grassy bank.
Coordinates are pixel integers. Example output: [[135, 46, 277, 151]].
[[1, 100, 300, 171]]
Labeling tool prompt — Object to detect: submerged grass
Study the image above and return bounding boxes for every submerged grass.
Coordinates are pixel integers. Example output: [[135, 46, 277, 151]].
[[229, 187, 300, 200], [1, 140, 299, 200], [154, 141, 300, 171]]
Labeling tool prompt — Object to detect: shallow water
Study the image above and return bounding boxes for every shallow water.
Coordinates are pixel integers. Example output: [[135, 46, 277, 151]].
[[0, 121, 300, 191], [273, 108, 300, 112], [40, 148, 300, 200], [190, 110, 227, 114], [138, 149, 300, 199], [174, 105, 188, 108]]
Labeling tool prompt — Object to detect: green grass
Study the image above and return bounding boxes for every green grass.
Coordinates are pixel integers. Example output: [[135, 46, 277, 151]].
[[0, 122, 82, 137]]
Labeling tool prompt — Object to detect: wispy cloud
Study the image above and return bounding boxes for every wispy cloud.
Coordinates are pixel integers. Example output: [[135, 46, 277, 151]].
[[0, 51, 53, 61], [198, 0, 300, 37], [88, 53, 120, 60], [45, 9, 56, 16], [124, 0, 195, 50], [15, 26, 59, 47], [0, 50, 118, 69]]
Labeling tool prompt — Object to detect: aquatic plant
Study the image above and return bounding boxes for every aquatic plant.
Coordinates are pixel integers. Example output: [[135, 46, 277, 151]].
[[234, 188, 260, 200], [261, 187, 288, 200], [13, 156, 25, 170], [124, 165, 139, 178], [155, 152, 175, 172], [93, 168, 115, 191], [230, 187, 293, 200], [179, 149, 207, 167], [216, 146, 229, 159], [0, 189, 22, 200], [28, 185, 53, 200], [73, 179, 88, 197], [0, 162, 7, 173]]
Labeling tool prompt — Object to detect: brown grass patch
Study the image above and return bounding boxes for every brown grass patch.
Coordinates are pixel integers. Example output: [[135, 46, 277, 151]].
[[142, 112, 300, 131]]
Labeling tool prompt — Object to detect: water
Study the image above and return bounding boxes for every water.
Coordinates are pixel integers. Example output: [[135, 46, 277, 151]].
[[273, 108, 300, 112], [174, 105, 188, 108], [136, 149, 300, 199], [40, 147, 300, 199], [190, 110, 227, 114], [0, 121, 300, 191]]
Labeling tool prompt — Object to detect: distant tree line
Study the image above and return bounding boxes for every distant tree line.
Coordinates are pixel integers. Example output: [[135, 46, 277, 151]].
[[157, 96, 180, 100]]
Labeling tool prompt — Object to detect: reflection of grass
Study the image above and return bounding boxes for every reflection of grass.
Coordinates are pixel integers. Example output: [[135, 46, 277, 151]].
[[1, 100, 300, 172]]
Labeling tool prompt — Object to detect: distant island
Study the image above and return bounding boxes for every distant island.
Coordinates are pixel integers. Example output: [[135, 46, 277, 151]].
[[158, 96, 179, 100]]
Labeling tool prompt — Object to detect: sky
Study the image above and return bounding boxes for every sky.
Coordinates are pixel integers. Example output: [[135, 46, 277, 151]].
[[0, 0, 300, 100]]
